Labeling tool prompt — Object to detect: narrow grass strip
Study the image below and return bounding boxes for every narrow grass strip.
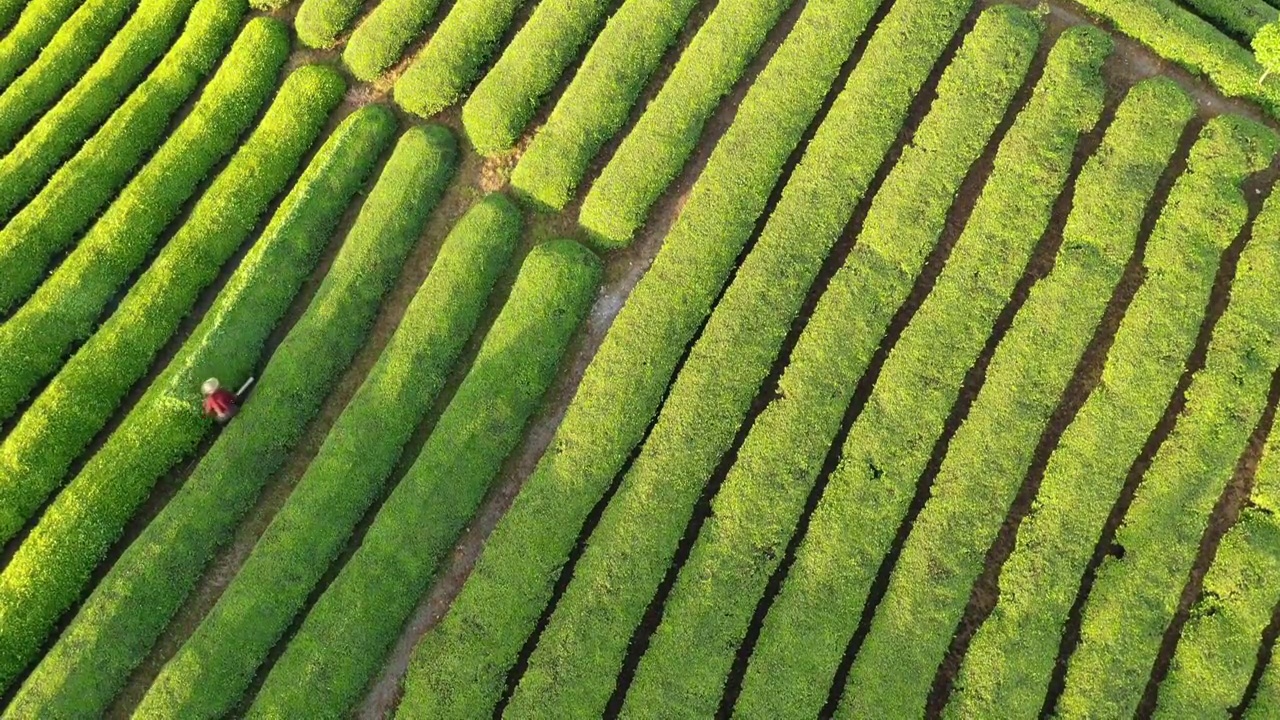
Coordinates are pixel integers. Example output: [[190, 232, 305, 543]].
[[577, 0, 791, 249], [0, 0, 245, 225], [0, 0, 88, 93], [0, 0, 201, 155], [508, 0, 701, 210], [513, 5, 1019, 718], [950, 86, 1233, 720], [295, 0, 365, 48], [0, 18, 291, 539], [138, 192, 515, 719], [1179, 0, 1275, 43], [396, 0, 887, 714], [460, 0, 619, 154], [839, 104, 1274, 720], [251, 240, 602, 718], [0, 65, 346, 695], [1073, 0, 1280, 116], [393, 0, 531, 117], [0, 0, 136, 144], [0, 0, 244, 309], [646, 20, 1097, 720], [1, 105, 397, 720], [1156, 432, 1280, 718], [343, 0, 446, 80], [1060, 126, 1280, 718]]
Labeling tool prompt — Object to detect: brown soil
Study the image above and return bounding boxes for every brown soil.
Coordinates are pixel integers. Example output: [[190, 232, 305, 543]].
[[1237, 597, 1280, 717], [267, 1, 302, 25], [1006, 0, 1280, 129]]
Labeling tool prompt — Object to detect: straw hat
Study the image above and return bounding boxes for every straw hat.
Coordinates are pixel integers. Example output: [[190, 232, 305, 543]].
[[201, 378, 220, 396]]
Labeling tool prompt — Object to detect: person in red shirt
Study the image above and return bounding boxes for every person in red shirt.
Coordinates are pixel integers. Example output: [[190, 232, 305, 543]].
[[202, 378, 239, 424]]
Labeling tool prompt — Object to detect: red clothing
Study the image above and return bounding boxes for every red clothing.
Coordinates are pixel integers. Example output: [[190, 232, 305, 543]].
[[203, 388, 237, 419]]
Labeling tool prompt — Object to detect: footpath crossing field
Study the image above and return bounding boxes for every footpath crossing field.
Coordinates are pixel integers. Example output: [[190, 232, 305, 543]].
[[5, 0, 1280, 717]]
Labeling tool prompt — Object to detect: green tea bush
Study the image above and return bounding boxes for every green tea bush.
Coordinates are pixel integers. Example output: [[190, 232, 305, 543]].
[[511, 5, 1033, 718], [0, 0, 246, 224], [0, 8, 267, 322], [392, 0, 929, 715], [393, 0, 528, 118], [0, 0, 95, 93], [344, 0, 445, 80], [460, 0, 617, 154], [577, 0, 791, 249], [1060, 116, 1280, 718], [508, 0, 701, 210], [295, 0, 363, 48], [1255, 20, 1280, 82], [0, 64, 345, 696], [2, 104, 397, 719], [139, 175, 511, 720], [1182, 0, 1275, 44], [840, 100, 1278, 720], [0, 17, 291, 532], [1248, 653, 1280, 717], [0, 0, 135, 121], [0, 0, 28, 35], [0, 0, 199, 153], [1156, 447, 1280, 718], [252, 239, 601, 718], [1075, 0, 1280, 114], [948, 89, 1265, 720], [948, 80, 1210, 719]]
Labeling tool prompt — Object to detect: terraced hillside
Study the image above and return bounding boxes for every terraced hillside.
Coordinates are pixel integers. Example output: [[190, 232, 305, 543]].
[[3, 0, 1280, 717]]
